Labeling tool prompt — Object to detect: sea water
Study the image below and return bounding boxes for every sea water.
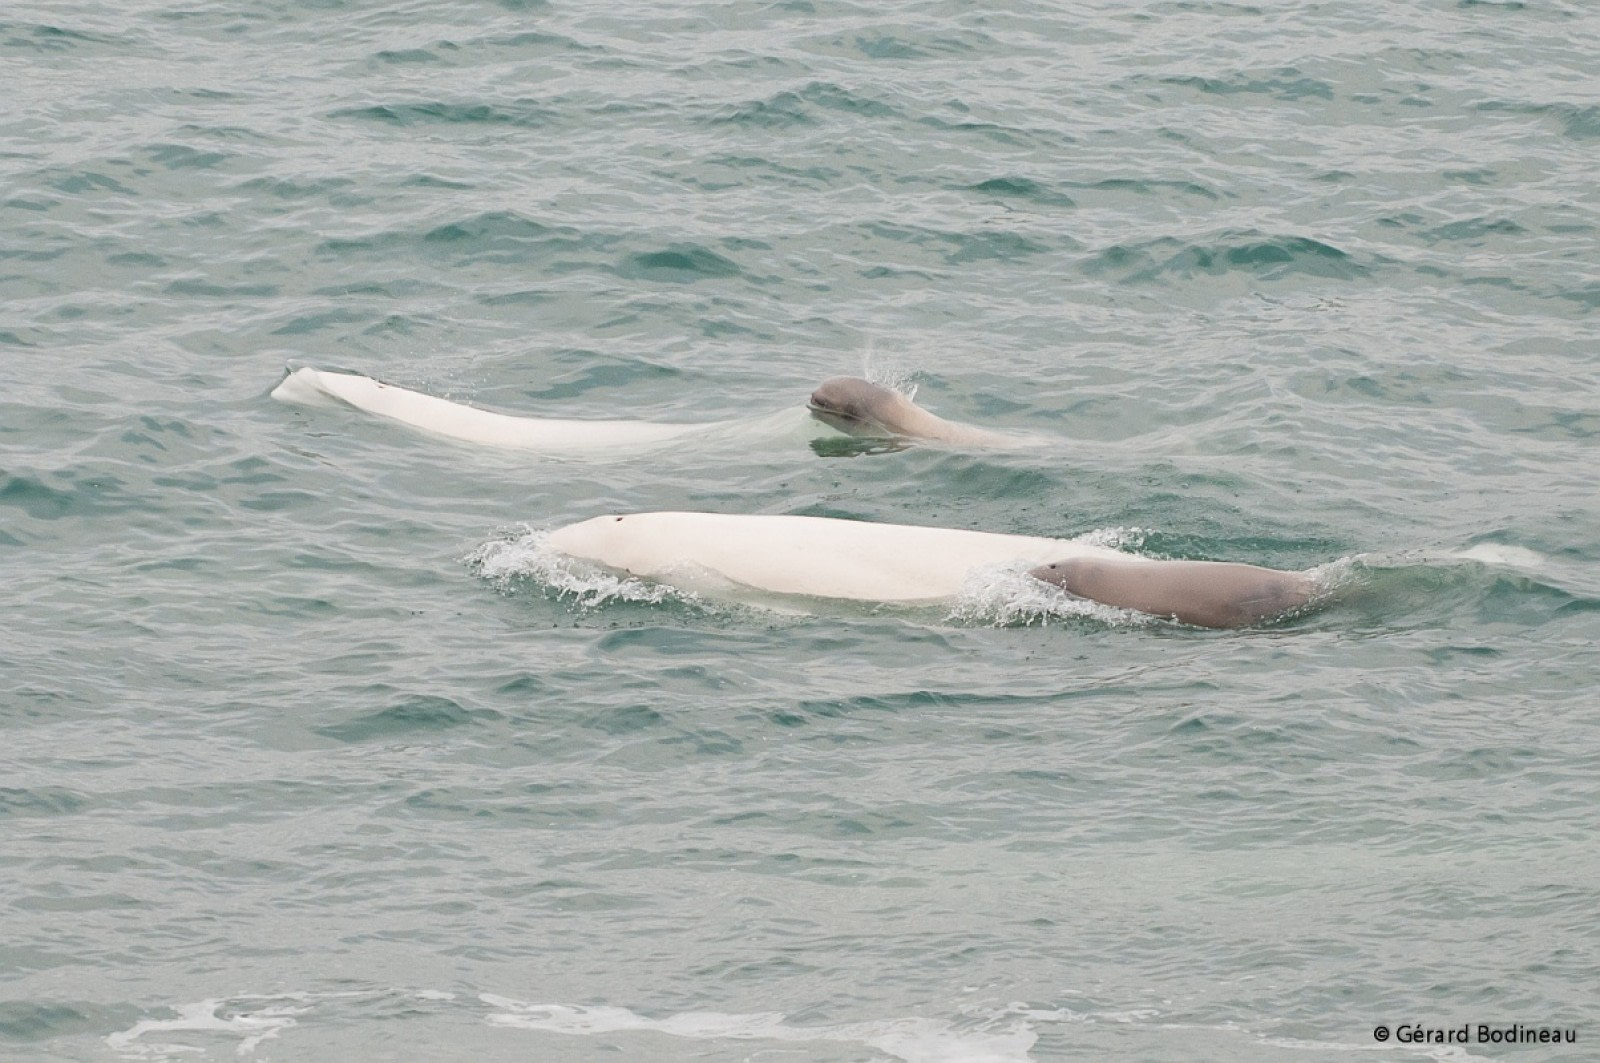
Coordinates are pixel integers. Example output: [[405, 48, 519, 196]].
[[3, 1, 1598, 1060]]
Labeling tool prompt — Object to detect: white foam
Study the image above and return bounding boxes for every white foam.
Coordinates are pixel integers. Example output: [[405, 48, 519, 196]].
[[480, 996, 1038, 1063], [948, 562, 1156, 628], [100, 990, 1482, 1062], [1075, 525, 1150, 552], [1450, 543, 1547, 570], [105, 996, 309, 1059], [856, 339, 912, 396], [466, 526, 687, 608]]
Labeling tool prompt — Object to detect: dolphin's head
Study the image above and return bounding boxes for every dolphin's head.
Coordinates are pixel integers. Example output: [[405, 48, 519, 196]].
[[1029, 557, 1321, 628], [807, 377, 908, 437]]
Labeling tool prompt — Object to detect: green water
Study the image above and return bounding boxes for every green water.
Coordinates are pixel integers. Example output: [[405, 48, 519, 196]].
[[3, 1, 1598, 1060]]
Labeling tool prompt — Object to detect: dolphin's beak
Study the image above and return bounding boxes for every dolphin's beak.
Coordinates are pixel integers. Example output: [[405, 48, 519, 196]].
[[807, 394, 867, 435], [807, 390, 849, 421]]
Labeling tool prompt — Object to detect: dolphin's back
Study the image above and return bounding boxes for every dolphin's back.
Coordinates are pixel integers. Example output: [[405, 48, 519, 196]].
[[273, 367, 724, 452], [546, 511, 1137, 602]]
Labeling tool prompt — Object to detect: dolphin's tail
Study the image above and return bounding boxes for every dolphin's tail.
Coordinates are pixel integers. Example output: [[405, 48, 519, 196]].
[[270, 366, 704, 452]]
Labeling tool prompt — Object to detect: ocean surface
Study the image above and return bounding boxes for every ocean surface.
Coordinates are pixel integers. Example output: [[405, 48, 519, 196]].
[[4, 0, 1598, 1060]]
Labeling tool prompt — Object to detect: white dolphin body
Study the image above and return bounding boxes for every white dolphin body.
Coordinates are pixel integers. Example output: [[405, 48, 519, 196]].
[[544, 511, 1144, 603], [271, 366, 833, 456]]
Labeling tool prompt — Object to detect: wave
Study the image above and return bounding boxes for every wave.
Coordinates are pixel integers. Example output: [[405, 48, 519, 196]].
[[1084, 231, 1370, 284]]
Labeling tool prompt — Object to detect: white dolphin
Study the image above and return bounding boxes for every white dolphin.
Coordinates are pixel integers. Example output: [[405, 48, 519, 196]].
[[272, 367, 1042, 457], [542, 511, 1323, 626], [270, 366, 828, 456], [544, 511, 1130, 603]]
